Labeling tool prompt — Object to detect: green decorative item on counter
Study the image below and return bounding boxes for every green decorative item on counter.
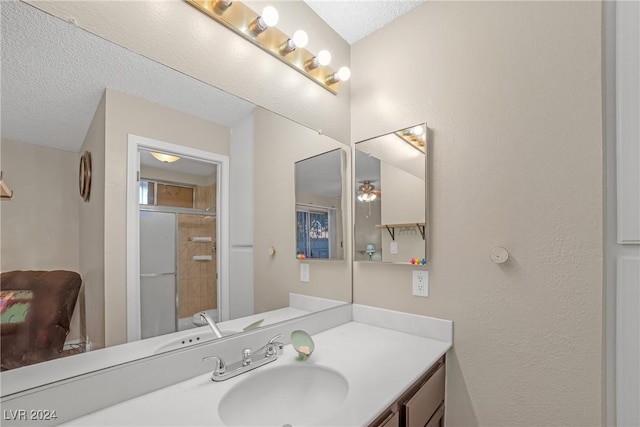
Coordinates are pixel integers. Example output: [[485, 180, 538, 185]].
[[290, 330, 315, 361]]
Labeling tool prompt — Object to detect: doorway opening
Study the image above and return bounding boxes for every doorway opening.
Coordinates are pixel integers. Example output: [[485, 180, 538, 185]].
[[126, 135, 229, 342]]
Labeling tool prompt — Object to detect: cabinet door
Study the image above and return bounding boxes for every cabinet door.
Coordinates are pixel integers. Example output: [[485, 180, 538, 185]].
[[403, 363, 445, 427], [425, 404, 445, 427], [378, 411, 400, 427]]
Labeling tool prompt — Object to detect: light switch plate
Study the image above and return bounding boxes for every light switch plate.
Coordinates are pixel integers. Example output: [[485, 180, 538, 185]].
[[390, 241, 398, 254], [412, 270, 429, 297], [300, 263, 310, 282]]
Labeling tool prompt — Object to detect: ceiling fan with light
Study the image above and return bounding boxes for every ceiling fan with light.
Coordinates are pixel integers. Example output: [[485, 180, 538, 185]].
[[357, 181, 381, 202]]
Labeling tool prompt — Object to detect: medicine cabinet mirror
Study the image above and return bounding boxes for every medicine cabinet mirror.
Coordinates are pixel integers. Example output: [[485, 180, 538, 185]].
[[295, 149, 347, 260], [354, 123, 428, 264]]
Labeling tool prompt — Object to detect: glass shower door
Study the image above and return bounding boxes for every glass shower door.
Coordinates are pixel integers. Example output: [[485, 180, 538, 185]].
[[139, 211, 177, 339]]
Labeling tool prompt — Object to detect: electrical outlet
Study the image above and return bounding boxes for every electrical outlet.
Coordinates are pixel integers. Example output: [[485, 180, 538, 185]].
[[300, 263, 310, 283], [390, 241, 398, 254], [412, 270, 429, 297]]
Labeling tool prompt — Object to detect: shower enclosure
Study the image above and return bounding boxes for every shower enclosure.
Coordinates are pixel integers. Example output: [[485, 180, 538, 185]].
[[137, 150, 218, 339]]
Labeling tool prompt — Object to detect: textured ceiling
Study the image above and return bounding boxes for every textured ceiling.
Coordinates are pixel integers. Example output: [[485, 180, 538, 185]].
[[0, 1, 255, 153], [303, 0, 425, 44], [1, 1, 426, 155]]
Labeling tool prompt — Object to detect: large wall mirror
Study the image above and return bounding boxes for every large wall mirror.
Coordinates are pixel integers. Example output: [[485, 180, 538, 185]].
[[354, 124, 428, 264], [0, 1, 351, 391]]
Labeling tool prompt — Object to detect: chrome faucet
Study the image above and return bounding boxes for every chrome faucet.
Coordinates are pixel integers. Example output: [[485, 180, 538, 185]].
[[200, 312, 224, 339], [203, 334, 284, 382]]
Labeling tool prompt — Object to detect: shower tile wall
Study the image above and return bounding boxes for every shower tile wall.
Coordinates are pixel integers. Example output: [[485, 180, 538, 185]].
[[194, 183, 215, 211], [177, 184, 217, 320]]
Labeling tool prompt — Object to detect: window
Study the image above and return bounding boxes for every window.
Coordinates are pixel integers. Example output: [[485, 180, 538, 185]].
[[139, 179, 194, 208], [296, 206, 335, 259]]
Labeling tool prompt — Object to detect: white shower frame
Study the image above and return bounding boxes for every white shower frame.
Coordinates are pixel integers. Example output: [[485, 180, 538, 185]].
[[126, 134, 230, 342]]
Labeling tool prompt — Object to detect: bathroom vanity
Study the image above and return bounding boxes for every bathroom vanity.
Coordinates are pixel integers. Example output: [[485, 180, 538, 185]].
[[1, 304, 451, 426], [57, 305, 451, 426]]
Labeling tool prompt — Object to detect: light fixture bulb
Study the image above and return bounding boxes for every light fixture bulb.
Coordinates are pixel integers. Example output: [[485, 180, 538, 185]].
[[261, 6, 279, 27], [337, 66, 351, 82], [292, 30, 308, 48], [317, 50, 331, 66], [325, 65, 351, 85], [305, 49, 331, 71], [151, 152, 180, 163], [248, 5, 279, 36], [280, 29, 309, 55], [411, 125, 425, 136]]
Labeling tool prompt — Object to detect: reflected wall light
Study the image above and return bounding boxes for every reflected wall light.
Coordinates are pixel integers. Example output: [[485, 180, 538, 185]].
[[395, 125, 426, 153], [151, 152, 181, 163], [187, 0, 350, 94]]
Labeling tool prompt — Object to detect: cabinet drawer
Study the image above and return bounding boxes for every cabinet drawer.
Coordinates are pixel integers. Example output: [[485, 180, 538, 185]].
[[403, 363, 445, 427]]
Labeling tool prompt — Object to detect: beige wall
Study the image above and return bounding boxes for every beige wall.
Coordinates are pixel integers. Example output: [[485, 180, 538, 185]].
[[379, 162, 425, 262], [80, 95, 107, 349], [253, 107, 351, 312], [352, 2, 604, 426], [380, 162, 424, 225], [27, 0, 350, 144], [103, 88, 230, 346], [0, 139, 83, 342], [0, 139, 80, 272]]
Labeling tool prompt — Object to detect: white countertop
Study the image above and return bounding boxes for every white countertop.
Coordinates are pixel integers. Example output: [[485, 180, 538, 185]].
[[64, 321, 451, 426]]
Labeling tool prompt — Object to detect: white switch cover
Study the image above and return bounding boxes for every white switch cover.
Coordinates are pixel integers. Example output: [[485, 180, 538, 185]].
[[390, 241, 398, 254], [300, 263, 310, 282], [412, 270, 429, 297]]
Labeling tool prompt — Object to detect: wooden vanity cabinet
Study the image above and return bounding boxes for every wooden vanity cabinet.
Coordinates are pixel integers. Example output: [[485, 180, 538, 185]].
[[369, 357, 446, 427]]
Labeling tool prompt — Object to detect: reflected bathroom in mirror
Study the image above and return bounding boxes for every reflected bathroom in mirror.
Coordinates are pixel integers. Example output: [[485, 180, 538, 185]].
[[0, 0, 351, 385], [354, 124, 428, 264], [295, 149, 347, 260], [137, 149, 219, 339]]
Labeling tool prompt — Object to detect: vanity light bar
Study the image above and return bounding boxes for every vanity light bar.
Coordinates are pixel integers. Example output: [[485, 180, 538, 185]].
[[394, 128, 426, 153], [187, 0, 346, 95]]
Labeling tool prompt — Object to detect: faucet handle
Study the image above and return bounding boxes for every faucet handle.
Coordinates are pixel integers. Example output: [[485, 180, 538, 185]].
[[267, 334, 282, 344], [241, 348, 252, 366], [203, 355, 227, 374], [265, 334, 284, 357]]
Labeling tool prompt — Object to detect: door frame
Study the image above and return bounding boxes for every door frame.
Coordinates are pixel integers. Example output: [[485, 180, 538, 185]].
[[126, 134, 230, 342]]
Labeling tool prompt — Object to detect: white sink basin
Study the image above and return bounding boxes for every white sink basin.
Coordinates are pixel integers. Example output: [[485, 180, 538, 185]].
[[218, 364, 349, 426]]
